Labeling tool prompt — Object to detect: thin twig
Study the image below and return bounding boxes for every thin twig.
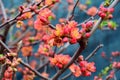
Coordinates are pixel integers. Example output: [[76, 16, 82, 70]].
[[57, 42, 70, 54], [85, 44, 104, 61], [0, 0, 7, 20], [9, 28, 31, 46], [0, 0, 46, 29], [77, 17, 94, 27], [0, 39, 49, 80], [36, 61, 49, 71], [68, 0, 80, 21], [90, 0, 120, 35], [61, 73, 72, 80]]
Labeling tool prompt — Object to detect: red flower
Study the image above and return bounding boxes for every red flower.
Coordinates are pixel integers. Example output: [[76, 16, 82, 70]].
[[79, 61, 96, 76], [87, 7, 98, 16], [69, 64, 82, 77], [49, 54, 71, 69], [54, 24, 64, 36], [38, 44, 53, 56], [70, 28, 81, 39]]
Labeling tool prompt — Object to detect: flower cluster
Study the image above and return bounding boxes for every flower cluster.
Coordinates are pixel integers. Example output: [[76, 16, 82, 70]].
[[37, 44, 53, 56], [69, 56, 96, 77], [87, 7, 98, 16], [45, 0, 60, 5], [49, 54, 71, 69], [106, 70, 114, 80], [98, 5, 114, 19], [81, 21, 94, 38], [47, 21, 93, 46], [53, 21, 81, 44], [69, 64, 82, 77], [111, 51, 120, 57], [112, 62, 120, 69], [2, 67, 14, 80], [34, 8, 55, 31], [18, 5, 33, 20], [21, 46, 32, 57], [6, 53, 21, 68], [22, 67, 35, 80], [79, 61, 96, 76], [38, 20, 82, 47], [1, 53, 21, 80]]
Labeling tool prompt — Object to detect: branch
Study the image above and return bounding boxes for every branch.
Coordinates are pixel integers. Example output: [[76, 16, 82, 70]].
[[36, 61, 49, 71], [20, 61, 49, 80], [68, 0, 80, 20], [0, 39, 49, 80], [90, 0, 120, 35], [57, 42, 70, 54], [0, 0, 46, 29], [51, 0, 120, 79], [0, 64, 7, 79], [51, 40, 87, 80], [61, 73, 72, 80], [77, 17, 94, 27], [85, 44, 104, 61], [9, 28, 31, 46], [0, 0, 10, 42], [0, 0, 7, 20]]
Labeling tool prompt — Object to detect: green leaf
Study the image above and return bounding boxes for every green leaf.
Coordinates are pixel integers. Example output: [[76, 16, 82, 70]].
[[0, 54, 4, 57], [99, 20, 108, 29], [86, 0, 91, 5], [105, 67, 110, 71], [108, 21, 118, 29], [29, 37, 35, 43], [48, 16, 54, 21], [111, 21, 118, 27]]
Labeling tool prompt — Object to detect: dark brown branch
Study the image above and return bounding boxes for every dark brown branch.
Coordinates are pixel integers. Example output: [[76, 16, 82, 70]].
[[0, 64, 7, 79], [20, 61, 49, 80], [68, 0, 80, 21], [51, 0, 120, 79], [51, 40, 87, 80]]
